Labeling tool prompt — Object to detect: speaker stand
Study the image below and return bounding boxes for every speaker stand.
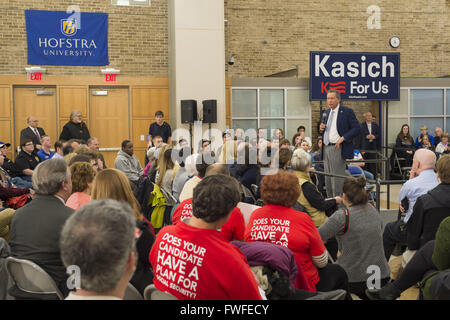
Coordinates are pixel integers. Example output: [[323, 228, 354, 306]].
[[208, 122, 212, 141], [189, 122, 193, 151]]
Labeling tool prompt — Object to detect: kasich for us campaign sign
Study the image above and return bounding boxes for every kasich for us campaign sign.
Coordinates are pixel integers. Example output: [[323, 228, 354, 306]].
[[310, 52, 400, 101], [25, 10, 109, 66]]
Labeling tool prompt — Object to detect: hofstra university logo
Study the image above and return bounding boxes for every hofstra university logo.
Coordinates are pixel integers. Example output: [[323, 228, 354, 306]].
[[61, 19, 77, 36], [37, 16, 97, 57]]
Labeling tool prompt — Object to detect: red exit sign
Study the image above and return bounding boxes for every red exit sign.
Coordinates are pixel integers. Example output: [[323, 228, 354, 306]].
[[105, 74, 117, 82], [28, 72, 42, 81]]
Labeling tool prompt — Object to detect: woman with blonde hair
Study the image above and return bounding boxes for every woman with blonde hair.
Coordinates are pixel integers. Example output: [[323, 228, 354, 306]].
[[155, 145, 175, 191], [66, 162, 95, 210], [91, 168, 144, 221], [90, 168, 155, 294]]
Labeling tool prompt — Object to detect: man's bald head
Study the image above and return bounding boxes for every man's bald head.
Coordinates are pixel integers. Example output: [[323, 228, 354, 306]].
[[205, 163, 230, 177], [413, 149, 436, 171]]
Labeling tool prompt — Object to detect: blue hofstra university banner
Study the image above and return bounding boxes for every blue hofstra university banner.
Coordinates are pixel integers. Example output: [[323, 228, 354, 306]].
[[25, 10, 109, 66], [310, 52, 400, 101]]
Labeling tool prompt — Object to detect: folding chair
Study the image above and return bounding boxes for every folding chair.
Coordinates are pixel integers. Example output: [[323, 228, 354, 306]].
[[123, 282, 143, 300], [0, 238, 11, 300], [390, 145, 412, 180], [143, 284, 178, 300], [5, 257, 64, 300], [240, 183, 257, 204]]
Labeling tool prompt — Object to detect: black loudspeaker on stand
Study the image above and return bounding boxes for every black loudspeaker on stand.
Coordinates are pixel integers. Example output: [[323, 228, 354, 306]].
[[202, 99, 217, 123], [181, 100, 198, 148], [181, 100, 198, 123], [203, 100, 217, 141]]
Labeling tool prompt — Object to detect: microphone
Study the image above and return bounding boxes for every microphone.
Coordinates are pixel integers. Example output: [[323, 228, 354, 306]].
[[320, 112, 327, 133]]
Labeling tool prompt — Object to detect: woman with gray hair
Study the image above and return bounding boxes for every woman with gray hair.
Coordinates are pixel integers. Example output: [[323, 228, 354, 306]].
[[292, 149, 341, 261], [291, 149, 341, 228], [61, 200, 137, 300]]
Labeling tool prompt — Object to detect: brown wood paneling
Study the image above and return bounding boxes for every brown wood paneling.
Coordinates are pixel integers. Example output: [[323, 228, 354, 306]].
[[0, 76, 169, 87], [1, 77, 169, 164], [132, 88, 169, 118], [59, 87, 88, 119], [132, 119, 152, 149], [0, 120, 12, 159], [0, 87, 11, 118]]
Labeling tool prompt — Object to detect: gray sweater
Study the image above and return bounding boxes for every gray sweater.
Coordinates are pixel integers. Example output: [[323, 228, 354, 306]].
[[114, 150, 143, 182], [172, 167, 189, 201], [318, 203, 390, 283]]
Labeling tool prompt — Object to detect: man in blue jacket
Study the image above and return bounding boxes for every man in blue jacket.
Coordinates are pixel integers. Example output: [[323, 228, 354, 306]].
[[320, 90, 361, 198]]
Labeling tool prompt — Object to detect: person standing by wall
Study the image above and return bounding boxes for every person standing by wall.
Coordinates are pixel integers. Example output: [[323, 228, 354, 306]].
[[20, 117, 46, 152], [59, 110, 91, 144], [320, 90, 360, 198], [148, 110, 172, 147], [357, 112, 379, 177]]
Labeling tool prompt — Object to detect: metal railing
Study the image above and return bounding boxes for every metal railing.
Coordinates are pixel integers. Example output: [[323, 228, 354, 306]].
[[309, 169, 406, 212], [310, 148, 406, 212]]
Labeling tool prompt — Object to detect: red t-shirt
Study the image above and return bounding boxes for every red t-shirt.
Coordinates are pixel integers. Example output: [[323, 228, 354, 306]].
[[244, 204, 326, 292], [149, 222, 262, 300], [172, 198, 245, 241]]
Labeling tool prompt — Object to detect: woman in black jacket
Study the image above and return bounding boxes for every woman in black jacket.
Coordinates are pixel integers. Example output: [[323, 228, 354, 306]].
[[395, 124, 415, 167]]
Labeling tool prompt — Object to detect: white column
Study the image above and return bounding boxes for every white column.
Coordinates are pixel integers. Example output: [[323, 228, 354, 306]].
[[169, 0, 226, 150]]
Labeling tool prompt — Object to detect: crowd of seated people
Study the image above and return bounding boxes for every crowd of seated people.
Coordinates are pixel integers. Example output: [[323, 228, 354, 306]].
[[2, 110, 450, 301], [393, 124, 449, 171]]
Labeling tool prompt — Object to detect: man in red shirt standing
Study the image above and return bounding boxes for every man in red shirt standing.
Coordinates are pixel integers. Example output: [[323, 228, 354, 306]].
[[149, 174, 262, 300], [172, 163, 245, 242]]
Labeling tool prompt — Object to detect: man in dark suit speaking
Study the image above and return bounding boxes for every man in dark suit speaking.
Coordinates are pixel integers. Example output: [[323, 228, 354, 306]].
[[320, 89, 360, 197], [20, 116, 46, 152]]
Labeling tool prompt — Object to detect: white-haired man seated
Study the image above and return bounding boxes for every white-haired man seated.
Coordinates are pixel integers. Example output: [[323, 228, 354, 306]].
[[61, 199, 137, 300]]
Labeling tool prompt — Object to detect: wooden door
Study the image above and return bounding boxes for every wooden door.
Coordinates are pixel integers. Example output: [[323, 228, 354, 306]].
[[13, 87, 57, 155], [0, 87, 13, 159], [89, 87, 130, 168]]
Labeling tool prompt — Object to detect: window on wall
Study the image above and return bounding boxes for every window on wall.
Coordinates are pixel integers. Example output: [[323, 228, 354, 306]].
[[231, 88, 311, 143], [388, 88, 450, 145]]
